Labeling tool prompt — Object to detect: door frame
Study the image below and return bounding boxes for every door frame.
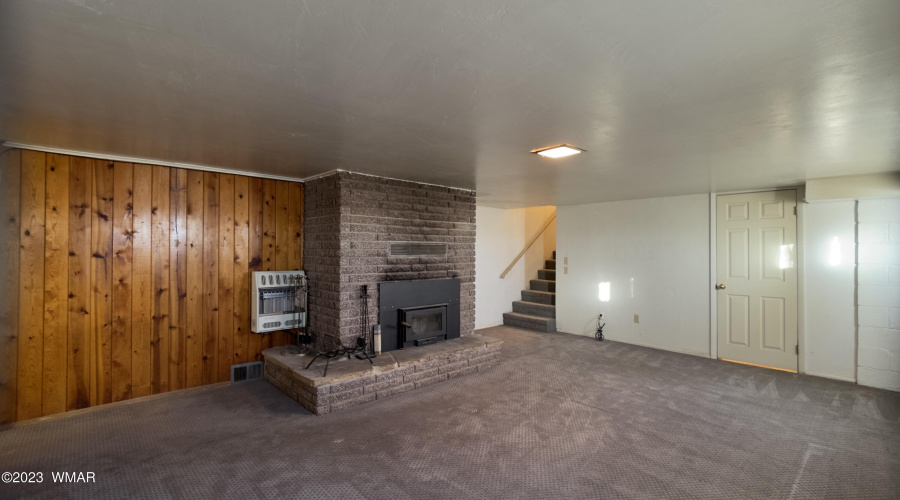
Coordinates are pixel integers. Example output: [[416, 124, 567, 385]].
[[708, 186, 805, 372]]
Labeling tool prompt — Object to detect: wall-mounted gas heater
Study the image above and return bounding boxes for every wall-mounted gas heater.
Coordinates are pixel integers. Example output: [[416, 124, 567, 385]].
[[251, 270, 307, 334]]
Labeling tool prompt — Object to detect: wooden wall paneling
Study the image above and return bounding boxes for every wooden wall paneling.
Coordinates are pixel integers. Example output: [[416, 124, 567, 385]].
[[67, 157, 92, 411], [260, 179, 277, 350], [233, 176, 250, 365], [130, 165, 153, 398], [150, 166, 170, 394], [247, 177, 264, 361], [202, 172, 219, 384], [274, 181, 292, 346], [42, 154, 70, 415], [275, 181, 290, 270], [0, 150, 21, 424], [185, 171, 204, 388], [287, 183, 304, 351], [91, 160, 115, 406], [3, 148, 306, 422], [169, 168, 187, 391], [111, 162, 133, 402], [215, 175, 235, 381], [218, 175, 235, 382], [288, 182, 304, 270], [17, 150, 46, 420]]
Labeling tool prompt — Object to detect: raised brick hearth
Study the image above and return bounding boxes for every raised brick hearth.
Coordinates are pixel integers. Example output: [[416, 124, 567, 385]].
[[263, 335, 501, 415]]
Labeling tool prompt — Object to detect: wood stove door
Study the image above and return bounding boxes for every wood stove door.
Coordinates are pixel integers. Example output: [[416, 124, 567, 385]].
[[400, 304, 448, 344]]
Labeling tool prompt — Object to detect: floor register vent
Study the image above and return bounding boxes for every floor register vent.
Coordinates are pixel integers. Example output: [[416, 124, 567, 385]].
[[231, 361, 264, 383]]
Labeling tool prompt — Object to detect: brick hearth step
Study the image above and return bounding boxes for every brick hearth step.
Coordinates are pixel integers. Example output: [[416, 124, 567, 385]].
[[529, 279, 555, 293], [502, 312, 557, 332], [263, 335, 503, 415], [521, 289, 555, 305], [512, 300, 555, 318]]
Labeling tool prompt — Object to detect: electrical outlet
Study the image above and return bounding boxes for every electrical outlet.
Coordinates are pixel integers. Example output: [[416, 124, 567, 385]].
[[633, 314, 640, 324], [563, 266, 568, 274], [564, 257, 568, 265]]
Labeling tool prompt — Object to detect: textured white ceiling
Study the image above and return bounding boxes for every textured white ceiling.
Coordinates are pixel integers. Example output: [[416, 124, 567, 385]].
[[1, 0, 898, 207]]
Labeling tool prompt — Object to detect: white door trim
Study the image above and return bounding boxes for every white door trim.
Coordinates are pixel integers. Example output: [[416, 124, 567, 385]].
[[709, 194, 717, 359], [708, 186, 805, 365]]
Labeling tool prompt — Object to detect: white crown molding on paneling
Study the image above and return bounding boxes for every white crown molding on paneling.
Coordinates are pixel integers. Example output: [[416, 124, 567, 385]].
[[2, 142, 474, 193], [2, 141, 308, 183]]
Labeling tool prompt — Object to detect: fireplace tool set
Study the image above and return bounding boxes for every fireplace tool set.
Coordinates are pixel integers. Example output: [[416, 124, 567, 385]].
[[304, 284, 374, 376]]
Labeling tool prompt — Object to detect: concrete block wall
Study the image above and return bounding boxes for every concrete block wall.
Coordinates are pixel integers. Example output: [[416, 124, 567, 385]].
[[303, 174, 344, 350], [856, 199, 900, 391], [304, 171, 476, 350]]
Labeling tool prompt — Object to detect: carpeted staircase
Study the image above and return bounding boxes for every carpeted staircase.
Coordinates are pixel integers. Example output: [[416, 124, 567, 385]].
[[502, 251, 556, 332]]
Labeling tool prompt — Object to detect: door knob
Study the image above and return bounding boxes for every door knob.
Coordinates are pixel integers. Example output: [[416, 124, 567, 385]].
[[715, 284, 726, 290]]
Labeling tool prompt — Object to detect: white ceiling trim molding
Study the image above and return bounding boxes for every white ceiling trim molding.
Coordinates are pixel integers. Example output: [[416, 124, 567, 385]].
[[306, 169, 473, 193], [2, 141, 307, 183], [2, 142, 475, 193], [805, 172, 900, 202]]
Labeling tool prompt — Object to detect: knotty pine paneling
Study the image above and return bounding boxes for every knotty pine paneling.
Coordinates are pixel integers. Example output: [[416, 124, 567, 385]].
[[201, 172, 219, 385], [185, 170, 204, 388], [67, 156, 92, 411], [43, 154, 70, 416], [217, 174, 235, 383], [91, 160, 114, 407], [0, 150, 304, 423], [0, 149, 22, 424], [18, 150, 47, 421], [131, 164, 153, 399], [111, 162, 133, 402], [169, 168, 188, 392], [150, 165, 170, 395]]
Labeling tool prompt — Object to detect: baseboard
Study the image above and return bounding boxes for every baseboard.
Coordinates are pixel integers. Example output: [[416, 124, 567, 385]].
[[558, 330, 710, 358], [801, 371, 856, 383]]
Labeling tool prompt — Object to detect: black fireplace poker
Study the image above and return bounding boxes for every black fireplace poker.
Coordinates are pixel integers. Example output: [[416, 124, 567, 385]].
[[305, 284, 374, 376]]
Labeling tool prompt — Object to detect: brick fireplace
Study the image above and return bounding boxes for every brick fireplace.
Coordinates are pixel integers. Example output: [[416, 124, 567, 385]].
[[303, 171, 476, 351]]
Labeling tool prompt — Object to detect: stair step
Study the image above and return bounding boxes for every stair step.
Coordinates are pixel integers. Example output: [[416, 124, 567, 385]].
[[521, 289, 555, 305], [553, 250, 556, 260], [512, 301, 555, 318], [503, 312, 557, 333], [545, 259, 556, 270], [529, 279, 556, 292], [537, 269, 556, 280]]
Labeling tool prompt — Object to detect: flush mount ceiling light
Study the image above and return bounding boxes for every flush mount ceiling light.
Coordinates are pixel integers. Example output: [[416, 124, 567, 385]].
[[530, 144, 585, 158]]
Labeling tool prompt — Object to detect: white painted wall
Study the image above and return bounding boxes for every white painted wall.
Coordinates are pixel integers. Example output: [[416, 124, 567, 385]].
[[475, 205, 555, 329], [802, 201, 857, 381], [806, 172, 900, 201], [856, 198, 900, 391], [556, 194, 710, 357]]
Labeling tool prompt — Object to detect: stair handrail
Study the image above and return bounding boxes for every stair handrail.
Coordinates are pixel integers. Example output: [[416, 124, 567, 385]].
[[500, 211, 556, 279]]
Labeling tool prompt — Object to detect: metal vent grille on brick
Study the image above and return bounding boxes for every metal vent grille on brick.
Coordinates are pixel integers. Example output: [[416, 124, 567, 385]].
[[388, 242, 448, 257]]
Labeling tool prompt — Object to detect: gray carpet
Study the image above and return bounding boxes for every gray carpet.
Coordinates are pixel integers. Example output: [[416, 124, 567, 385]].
[[1, 326, 898, 499]]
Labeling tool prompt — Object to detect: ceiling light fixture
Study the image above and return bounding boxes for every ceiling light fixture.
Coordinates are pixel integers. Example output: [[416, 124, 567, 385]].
[[531, 144, 585, 158]]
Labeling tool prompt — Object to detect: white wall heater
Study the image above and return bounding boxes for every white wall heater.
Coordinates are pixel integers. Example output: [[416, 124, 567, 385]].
[[251, 270, 307, 334]]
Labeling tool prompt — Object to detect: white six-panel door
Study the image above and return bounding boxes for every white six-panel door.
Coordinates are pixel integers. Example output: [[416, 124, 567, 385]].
[[716, 190, 798, 371]]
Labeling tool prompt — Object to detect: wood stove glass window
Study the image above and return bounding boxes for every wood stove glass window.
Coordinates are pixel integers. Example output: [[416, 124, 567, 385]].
[[411, 313, 442, 335], [401, 305, 448, 344]]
